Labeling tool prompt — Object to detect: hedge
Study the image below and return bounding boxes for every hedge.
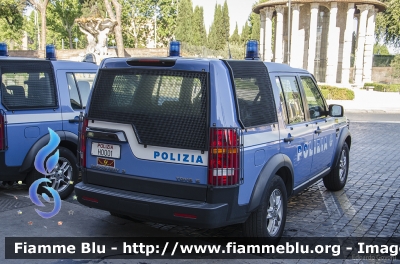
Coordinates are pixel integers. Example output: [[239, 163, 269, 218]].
[[319, 85, 355, 100], [363, 83, 400, 92]]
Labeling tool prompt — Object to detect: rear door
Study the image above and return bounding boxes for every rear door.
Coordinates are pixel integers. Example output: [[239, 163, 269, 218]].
[[84, 65, 209, 200], [276, 75, 315, 187], [1, 60, 62, 167], [299, 75, 336, 175]]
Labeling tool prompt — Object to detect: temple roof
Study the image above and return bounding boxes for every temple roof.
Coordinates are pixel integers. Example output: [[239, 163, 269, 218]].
[[253, 0, 386, 13]]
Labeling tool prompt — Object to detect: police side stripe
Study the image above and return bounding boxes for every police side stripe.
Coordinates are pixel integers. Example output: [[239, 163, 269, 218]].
[[88, 120, 208, 166], [243, 130, 280, 147], [6, 113, 62, 124]]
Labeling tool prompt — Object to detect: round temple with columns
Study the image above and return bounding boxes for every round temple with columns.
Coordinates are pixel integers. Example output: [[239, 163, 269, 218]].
[[253, 0, 386, 86]]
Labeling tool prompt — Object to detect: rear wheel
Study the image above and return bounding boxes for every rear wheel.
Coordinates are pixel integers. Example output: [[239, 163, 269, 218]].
[[323, 142, 349, 191], [26, 147, 78, 200], [243, 175, 287, 244]]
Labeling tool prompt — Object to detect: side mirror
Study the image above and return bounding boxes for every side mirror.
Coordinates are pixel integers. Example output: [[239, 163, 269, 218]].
[[329, 104, 344, 117]]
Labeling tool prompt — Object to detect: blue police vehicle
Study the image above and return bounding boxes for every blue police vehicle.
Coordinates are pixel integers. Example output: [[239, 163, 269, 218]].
[[0, 43, 98, 199], [75, 41, 351, 242]]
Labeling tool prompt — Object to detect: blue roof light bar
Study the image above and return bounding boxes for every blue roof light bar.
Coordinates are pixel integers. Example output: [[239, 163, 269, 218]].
[[46, 44, 56, 60], [0, 42, 8, 57], [169, 41, 181, 57], [245, 40, 260, 60]]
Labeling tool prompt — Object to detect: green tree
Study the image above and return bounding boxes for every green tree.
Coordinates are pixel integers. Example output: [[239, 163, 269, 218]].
[[47, 0, 82, 49], [208, 4, 225, 50], [122, 0, 156, 48], [390, 54, 400, 79], [192, 6, 206, 46], [250, 12, 260, 41], [175, 0, 193, 43], [157, 0, 178, 46], [104, 0, 124, 57], [376, 0, 400, 47], [0, 0, 25, 48], [230, 22, 240, 45], [240, 21, 250, 44], [24, 12, 38, 50], [81, 0, 106, 18], [373, 43, 390, 55], [27, 0, 49, 51], [221, 0, 229, 44], [0, 0, 24, 28]]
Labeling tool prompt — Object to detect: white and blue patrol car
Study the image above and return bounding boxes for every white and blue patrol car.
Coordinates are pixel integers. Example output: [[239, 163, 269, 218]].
[[0, 43, 98, 199], [75, 41, 351, 243]]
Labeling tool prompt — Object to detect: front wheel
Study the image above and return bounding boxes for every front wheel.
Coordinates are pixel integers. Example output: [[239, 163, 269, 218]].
[[243, 175, 287, 245], [26, 147, 78, 200], [323, 142, 349, 191]]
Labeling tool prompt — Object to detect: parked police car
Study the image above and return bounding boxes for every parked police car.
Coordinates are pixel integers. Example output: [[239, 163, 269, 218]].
[[0, 43, 98, 199], [75, 41, 351, 243]]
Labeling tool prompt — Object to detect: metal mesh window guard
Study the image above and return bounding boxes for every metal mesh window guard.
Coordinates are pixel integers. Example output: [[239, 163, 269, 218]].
[[223, 60, 277, 128], [88, 69, 208, 150]]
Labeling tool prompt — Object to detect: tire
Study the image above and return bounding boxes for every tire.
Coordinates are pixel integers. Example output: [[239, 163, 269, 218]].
[[26, 147, 78, 200], [243, 175, 287, 245], [323, 142, 349, 191]]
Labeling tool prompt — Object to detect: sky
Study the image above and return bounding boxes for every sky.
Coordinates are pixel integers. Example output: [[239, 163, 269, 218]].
[[191, 0, 258, 35]]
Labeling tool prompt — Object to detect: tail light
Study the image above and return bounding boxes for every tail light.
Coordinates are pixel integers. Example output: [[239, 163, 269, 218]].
[[208, 128, 240, 186], [0, 112, 5, 151], [79, 117, 88, 168]]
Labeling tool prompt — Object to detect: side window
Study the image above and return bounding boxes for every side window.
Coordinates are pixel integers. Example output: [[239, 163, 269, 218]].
[[300, 76, 326, 119], [1, 61, 57, 110], [66, 73, 96, 109], [275, 77, 288, 124], [279, 76, 305, 124], [225, 60, 277, 128], [67, 73, 81, 109]]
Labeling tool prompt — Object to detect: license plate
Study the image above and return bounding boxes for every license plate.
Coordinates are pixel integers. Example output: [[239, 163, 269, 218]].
[[91, 142, 120, 159]]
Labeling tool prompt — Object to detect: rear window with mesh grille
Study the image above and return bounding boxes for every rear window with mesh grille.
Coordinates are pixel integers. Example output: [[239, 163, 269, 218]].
[[88, 69, 208, 150], [223, 60, 277, 127], [0, 61, 57, 110]]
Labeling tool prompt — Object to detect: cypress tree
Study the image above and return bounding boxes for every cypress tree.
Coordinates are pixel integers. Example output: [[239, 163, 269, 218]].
[[221, 0, 230, 45], [241, 22, 250, 44], [250, 12, 260, 41], [214, 4, 224, 50], [207, 4, 218, 49], [230, 22, 240, 45], [175, 0, 193, 43], [192, 6, 207, 46]]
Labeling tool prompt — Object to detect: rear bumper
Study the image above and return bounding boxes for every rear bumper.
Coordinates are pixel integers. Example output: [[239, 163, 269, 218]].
[[75, 182, 231, 229], [0, 152, 25, 180]]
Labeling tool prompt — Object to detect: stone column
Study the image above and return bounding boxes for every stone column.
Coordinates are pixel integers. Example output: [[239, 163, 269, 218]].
[[362, 7, 376, 83], [307, 3, 319, 74], [354, 4, 372, 84], [290, 4, 301, 68], [341, 3, 355, 84], [274, 5, 285, 63], [259, 8, 266, 60], [264, 7, 275, 62], [325, 2, 339, 84]]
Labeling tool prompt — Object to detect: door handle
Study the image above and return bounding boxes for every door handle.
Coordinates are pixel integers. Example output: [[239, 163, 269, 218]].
[[315, 129, 322, 134], [69, 116, 79, 123]]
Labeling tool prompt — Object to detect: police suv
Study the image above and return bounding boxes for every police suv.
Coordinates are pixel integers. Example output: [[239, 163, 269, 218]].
[[75, 41, 351, 242], [0, 43, 98, 199]]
